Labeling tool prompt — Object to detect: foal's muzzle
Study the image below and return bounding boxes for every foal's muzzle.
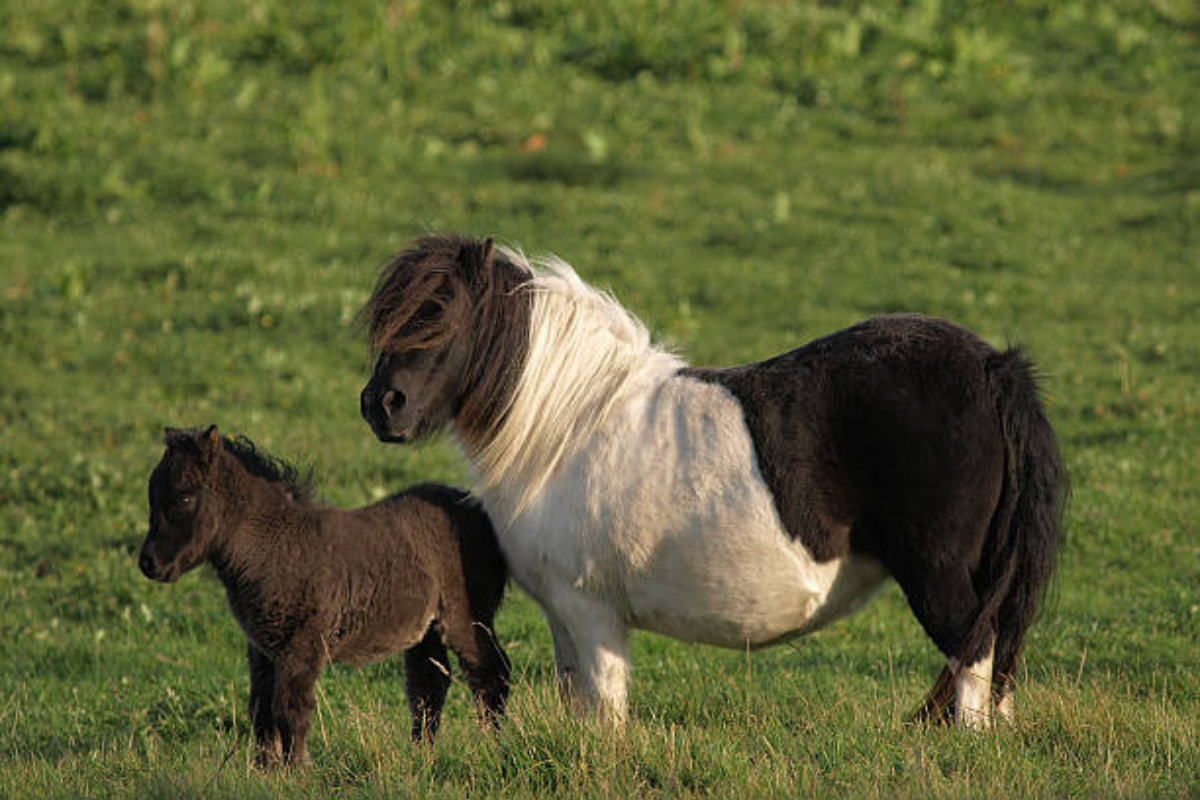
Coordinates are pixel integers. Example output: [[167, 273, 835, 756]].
[[138, 540, 179, 583], [138, 549, 156, 579]]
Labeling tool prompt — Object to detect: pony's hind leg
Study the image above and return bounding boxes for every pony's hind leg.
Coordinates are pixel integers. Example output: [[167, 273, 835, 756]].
[[896, 561, 994, 727], [991, 637, 1018, 724], [952, 635, 995, 729], [404, 627, 452, 741], [990, 593, 1029, 725]]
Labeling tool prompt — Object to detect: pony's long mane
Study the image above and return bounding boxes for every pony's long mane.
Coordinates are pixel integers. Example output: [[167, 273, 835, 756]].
[[470, 250, 684, 525], [223, 435, 315, 504]]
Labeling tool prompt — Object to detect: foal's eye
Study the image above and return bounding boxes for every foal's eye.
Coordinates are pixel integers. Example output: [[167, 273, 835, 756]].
[[174, 493, 196, 510]]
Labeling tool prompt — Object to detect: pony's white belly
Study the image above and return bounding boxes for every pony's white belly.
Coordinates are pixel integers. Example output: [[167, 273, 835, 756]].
[[624, 541, 886, 648], [485, 373, 887, 650]]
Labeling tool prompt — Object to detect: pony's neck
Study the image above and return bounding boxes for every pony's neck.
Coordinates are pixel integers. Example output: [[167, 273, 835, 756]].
[[457, 256, 683, 525]]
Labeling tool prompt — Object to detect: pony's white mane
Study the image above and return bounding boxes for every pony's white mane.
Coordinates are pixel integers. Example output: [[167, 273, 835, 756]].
[[460, 248, 684, 526]]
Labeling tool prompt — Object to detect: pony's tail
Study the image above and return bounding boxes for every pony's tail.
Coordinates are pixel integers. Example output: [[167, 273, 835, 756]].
[[986, 348, 1068, 696], [914, 347, 1067, 722]]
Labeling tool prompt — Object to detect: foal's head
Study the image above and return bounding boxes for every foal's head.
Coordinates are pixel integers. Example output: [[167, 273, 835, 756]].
[[139, 426, 313, 582], [138, 425, 227, 583], [358, 233, 531, 447]]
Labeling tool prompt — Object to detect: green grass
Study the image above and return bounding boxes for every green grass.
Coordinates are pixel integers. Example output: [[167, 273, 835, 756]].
[[1, 1, 1197, 797]]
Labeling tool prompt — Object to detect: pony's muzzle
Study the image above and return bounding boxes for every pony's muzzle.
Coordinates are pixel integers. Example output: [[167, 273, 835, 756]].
[[360, 385, 411, 442], [381, 389, 406, 418]]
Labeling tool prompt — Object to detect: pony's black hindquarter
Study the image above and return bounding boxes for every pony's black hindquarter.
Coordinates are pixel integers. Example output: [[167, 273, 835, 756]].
[[358, 234, 1067, 729], [138, 426, 510, 766], [684, 314, 1067, 724]]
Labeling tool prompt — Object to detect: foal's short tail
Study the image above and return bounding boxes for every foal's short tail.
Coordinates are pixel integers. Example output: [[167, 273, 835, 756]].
[[915, 346, 1068, 721]]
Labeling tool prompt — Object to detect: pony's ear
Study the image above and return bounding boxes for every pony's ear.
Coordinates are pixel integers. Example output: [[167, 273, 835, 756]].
[[459, 237, 496, 286], [199, 424, 221, 463], [480, 237, 496, 270]]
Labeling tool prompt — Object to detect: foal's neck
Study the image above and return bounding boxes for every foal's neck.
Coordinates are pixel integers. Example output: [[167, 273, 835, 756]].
[[209, 469, 310, 586]]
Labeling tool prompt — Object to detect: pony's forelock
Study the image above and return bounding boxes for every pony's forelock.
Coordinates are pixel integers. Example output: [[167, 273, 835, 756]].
[[360, 235, 477, 356]]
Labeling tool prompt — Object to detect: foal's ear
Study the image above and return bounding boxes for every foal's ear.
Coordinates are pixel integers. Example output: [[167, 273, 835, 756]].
[[164, 427, 193, 450], [199, 424, 222, 463]]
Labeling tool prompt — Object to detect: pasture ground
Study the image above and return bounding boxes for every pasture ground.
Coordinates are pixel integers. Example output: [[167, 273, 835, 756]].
[[1, 2, 1196, 797]]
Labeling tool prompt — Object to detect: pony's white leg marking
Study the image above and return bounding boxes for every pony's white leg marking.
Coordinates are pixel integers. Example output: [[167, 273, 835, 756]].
[[548, 591, 630, 725], [954, 641, 995, 729]]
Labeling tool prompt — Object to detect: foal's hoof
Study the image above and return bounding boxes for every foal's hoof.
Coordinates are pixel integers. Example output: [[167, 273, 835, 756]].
[[253, 741, 284, 770], [254, 753, 282, 771]]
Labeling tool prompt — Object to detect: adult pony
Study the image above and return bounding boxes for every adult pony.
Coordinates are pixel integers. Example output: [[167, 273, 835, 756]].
[[358, 233, 1066, 728]]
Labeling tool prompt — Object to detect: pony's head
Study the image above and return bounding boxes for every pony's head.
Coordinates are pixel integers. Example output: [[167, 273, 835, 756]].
[[359, 234, 531, 447], [138, 425, 225, 582]]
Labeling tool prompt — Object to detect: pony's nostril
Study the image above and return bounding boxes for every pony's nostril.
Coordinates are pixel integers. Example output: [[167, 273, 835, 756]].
[[138, 551, 156, 577], [382, 390, 406, 418]]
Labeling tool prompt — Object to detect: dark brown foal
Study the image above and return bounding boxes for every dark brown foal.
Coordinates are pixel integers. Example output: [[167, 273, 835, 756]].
[[138, 425, 509, 766]]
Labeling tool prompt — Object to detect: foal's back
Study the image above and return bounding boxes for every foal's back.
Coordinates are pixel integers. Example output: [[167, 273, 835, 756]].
[[312, 485, 506, 666]]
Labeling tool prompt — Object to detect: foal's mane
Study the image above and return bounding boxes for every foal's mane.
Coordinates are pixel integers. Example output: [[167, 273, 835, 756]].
[[223, 435, 316, 504]]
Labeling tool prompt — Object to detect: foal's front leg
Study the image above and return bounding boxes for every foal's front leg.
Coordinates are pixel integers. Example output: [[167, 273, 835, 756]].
[[271, 645, 324, 765], [247, 642, 282, 767]]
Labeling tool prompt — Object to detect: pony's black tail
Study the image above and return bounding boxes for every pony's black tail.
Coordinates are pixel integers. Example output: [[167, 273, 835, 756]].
[[985, 348, 1068, 696], [914, 346, 1067, 722]]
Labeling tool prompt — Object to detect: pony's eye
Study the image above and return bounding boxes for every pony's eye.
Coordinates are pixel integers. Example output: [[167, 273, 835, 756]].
[[175, 493, 195, 508]]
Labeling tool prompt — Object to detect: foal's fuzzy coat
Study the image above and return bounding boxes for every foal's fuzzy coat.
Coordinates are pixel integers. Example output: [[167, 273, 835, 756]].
[[138, 425, 509, 765]]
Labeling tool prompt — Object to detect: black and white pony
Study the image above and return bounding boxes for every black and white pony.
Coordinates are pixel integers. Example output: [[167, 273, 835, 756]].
[[359, 234, 1066, 728]]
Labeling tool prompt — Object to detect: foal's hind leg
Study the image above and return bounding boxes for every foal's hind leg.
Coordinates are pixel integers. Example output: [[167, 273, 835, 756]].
[[404, 627, 452, 741], [444, 617, 510, 728]]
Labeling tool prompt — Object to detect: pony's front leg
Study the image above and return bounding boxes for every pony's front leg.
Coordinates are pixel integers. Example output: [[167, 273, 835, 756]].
[[545, 592, 630, 725]]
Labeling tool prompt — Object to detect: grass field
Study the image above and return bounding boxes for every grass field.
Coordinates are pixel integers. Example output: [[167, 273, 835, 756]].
[[1, 1, 1197, 797]]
